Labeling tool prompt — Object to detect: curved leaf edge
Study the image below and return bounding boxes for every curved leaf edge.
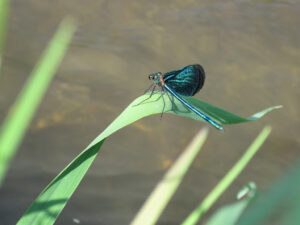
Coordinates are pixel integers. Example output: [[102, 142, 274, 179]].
[[17, 94, 281, 225]]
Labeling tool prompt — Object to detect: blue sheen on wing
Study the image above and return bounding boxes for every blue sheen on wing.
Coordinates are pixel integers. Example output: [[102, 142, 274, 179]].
[[163, 64, 205, 96]]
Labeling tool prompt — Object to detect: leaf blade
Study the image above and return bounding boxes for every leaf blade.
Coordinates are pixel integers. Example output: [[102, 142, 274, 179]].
[[130, 128, 209, 225], [0, 17, 76, 186], [181, 126, 272, 225], [17, 93, 279, 225]]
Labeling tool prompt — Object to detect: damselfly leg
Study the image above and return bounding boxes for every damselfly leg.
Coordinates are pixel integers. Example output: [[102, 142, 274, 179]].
[[134, 84, 157, 106]]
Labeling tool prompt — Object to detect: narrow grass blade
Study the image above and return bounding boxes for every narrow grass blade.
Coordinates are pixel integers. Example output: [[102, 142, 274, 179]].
[[0, 18, 76, 186], [17, 93, 277, 224], [181, 126, 272, 225], [130, 128, 209, 225], [0, 0, 10, 69]]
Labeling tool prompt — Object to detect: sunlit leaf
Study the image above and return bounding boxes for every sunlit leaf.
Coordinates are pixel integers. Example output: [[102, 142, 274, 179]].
[[0, 18, 76, 186], [130, 128, 208, 225], [181, 126, 272, 225], [205, 182, 257, 225], [236, 162, 300, 225], [17, 93, 279, 225]]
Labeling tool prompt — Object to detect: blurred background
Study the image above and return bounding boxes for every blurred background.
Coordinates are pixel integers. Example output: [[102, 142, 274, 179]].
[[0, 0, 299, 224]]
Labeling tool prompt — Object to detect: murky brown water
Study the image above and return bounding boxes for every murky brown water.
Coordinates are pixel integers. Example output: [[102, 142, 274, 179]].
[[0, 0, 299, 224]]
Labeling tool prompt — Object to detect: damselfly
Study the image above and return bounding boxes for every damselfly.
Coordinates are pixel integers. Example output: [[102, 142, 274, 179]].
[[140, 64, 223, 131]]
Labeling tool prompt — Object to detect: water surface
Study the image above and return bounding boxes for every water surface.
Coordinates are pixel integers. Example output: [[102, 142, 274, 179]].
[[0, 0, 299, 224]]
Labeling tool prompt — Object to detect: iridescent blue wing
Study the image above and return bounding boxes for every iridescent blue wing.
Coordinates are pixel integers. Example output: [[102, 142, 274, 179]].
[[163, 64, 205, 96]]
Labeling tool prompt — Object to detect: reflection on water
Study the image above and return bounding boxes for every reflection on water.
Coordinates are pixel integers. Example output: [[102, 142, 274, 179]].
[[0, 0, 299, 224]]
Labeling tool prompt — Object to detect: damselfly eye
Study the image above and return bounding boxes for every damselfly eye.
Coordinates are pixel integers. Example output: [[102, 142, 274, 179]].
[[148, 72, 161, 80]]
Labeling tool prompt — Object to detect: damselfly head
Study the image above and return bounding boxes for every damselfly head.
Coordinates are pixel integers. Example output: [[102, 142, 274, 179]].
[[148, 72, 162, 80]]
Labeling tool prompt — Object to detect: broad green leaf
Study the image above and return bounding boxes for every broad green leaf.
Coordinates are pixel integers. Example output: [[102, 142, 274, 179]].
[[17, 93, 279, 225], [181, 126, 272, 225], [0, 18, 76, 186], [206, 199, 249, 225], [205, 182, 257, 225], [130, 128, 208, 225], [129, 93, 282, 125], [236, 161, 300, 225]]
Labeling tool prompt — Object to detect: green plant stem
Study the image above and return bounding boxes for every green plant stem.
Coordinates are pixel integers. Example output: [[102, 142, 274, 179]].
[[0, 17, 76, 186], [16, 93, 279, 225], [130, 128, 208, 225], [181, 126, 272, 225]]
